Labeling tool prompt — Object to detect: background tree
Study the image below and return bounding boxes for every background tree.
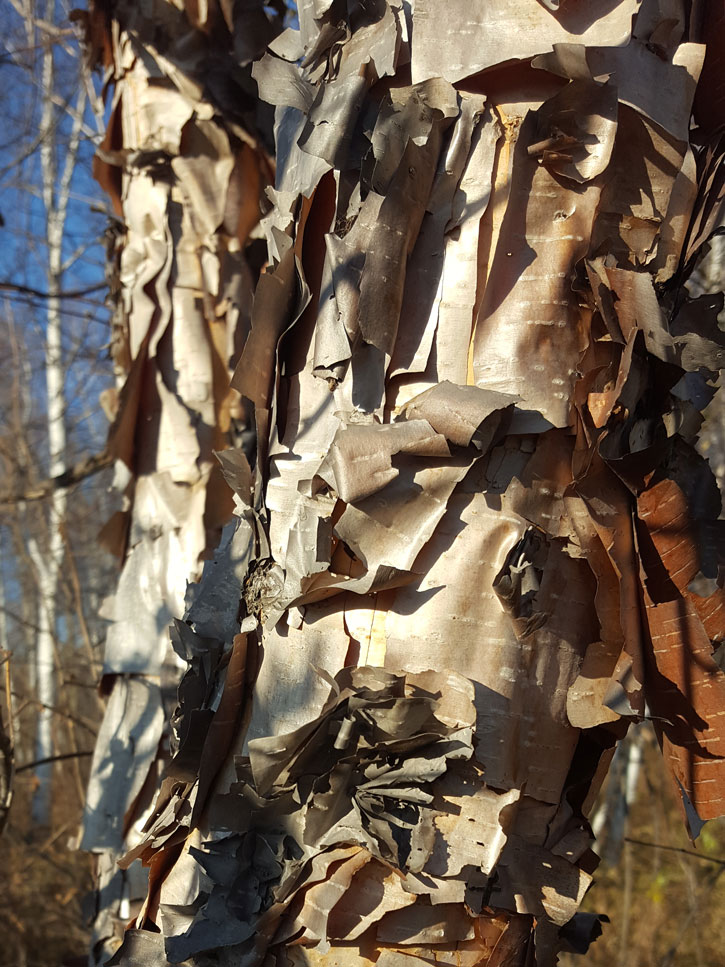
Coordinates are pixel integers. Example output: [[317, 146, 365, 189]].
[[0, 1, 117, 961], [0, 0, 113, 822]]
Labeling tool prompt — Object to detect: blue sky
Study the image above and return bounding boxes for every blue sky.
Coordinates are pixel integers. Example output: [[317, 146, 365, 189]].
[[0, 2, 113, 468]]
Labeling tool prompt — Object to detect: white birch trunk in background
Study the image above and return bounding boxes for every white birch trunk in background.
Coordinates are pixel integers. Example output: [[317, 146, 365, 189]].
[[590, 724, 646, 866], [22, 0, 87, 825]]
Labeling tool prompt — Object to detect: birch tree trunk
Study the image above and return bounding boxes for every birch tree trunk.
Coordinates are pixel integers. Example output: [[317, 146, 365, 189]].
[[97, 2, 725, 966], [9, 0, 91, 826], [77, 2, 275, 960]]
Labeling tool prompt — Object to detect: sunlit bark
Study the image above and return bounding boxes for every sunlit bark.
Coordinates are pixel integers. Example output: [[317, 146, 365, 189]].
[[92, 3, 725, 966], [78, 1, 274, 959]]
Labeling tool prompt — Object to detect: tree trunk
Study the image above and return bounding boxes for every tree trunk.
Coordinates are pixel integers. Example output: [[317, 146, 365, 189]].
[[77, 2, 274, 960], [96, 2, 725, 966], [19, 0, 90, 826]]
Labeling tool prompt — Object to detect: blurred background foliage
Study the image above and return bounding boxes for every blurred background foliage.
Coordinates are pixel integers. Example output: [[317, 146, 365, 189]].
[[567, 726, 725, 967]]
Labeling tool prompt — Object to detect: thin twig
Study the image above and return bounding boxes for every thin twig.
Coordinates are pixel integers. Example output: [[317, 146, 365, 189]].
[[60, 533, 104, 712], [0, 449, 112, 505], [10, 693, 98, 736], [0, 279, 107, 300], [625, 836, 725, 867], [15, 750, 92, 773]]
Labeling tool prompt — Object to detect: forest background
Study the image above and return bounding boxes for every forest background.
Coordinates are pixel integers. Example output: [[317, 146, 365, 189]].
[[0, 2, 725, 966]]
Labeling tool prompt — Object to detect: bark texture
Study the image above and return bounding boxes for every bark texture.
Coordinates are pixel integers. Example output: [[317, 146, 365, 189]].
[[93, 2, 725, 966], [78, 2, 274, 959]]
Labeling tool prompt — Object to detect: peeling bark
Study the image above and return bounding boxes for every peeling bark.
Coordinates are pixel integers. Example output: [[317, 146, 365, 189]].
[[90, 2, 725, 966], [78, 1, 275, 959]]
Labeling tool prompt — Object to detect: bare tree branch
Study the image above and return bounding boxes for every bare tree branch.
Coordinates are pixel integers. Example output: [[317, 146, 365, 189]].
[[625, 837, 725, 867], [16, 750, 92, 774], [0, 279, 107, 300], [0, 449, 112, 506]]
